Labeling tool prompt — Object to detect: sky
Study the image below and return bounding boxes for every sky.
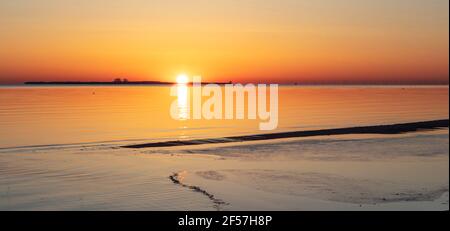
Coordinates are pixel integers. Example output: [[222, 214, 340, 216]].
[[0, 0, 448, 84]]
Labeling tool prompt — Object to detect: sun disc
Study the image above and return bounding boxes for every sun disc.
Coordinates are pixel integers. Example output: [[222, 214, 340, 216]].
[[176, 74, 189, 84]]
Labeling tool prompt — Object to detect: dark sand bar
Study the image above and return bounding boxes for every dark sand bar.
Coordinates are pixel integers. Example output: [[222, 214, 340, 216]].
[[123, 119, 449, 148]]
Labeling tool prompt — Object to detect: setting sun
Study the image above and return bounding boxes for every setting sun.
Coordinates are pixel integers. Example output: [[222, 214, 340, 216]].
[[176, 74, 189, 84]]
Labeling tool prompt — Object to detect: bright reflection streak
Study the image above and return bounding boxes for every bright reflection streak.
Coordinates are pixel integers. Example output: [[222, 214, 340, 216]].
[[177, 83, 189, 120]]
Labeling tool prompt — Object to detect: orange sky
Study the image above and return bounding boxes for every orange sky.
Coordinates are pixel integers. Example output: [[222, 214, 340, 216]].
[[0, 0, 448, 84]]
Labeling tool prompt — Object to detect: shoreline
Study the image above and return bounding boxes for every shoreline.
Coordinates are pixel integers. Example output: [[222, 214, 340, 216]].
[[123, 119, 449, 148], [0, 130, 448, 210]]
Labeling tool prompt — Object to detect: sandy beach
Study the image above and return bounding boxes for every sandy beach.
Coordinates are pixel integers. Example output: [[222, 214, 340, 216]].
[[1, 129, 448, 211]]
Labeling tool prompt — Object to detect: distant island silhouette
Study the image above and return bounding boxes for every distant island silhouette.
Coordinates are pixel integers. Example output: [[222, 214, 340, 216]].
[[24, 78, 232, 85]]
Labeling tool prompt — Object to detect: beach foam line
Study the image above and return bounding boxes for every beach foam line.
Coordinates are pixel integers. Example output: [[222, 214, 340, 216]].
[[123, 119, 449, 149], [0, 138, 154, 153]]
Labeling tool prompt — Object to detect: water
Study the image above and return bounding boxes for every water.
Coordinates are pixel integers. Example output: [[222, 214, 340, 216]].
[[0, 85, 448, 210], [0, 85, 448, 148]]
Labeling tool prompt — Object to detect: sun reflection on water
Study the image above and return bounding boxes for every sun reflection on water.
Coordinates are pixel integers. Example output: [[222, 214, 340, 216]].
[[177, 83, 189, 121]]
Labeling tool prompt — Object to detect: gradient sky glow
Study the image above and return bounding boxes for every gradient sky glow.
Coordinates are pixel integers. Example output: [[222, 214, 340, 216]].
[[0, 0, 448, 84]]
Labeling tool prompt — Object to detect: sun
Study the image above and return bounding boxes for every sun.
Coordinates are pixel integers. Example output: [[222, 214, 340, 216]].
[[176, 74, 189, 84]]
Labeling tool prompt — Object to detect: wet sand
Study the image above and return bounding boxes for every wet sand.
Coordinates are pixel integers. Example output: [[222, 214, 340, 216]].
[[0, 130, 448, 211]]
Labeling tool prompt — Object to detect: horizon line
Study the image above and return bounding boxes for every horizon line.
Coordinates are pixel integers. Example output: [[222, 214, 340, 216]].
[[0, 82, 448, 87]]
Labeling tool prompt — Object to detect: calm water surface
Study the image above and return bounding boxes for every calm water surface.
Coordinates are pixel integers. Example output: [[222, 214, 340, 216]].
[[0, 85, 448, 148]]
